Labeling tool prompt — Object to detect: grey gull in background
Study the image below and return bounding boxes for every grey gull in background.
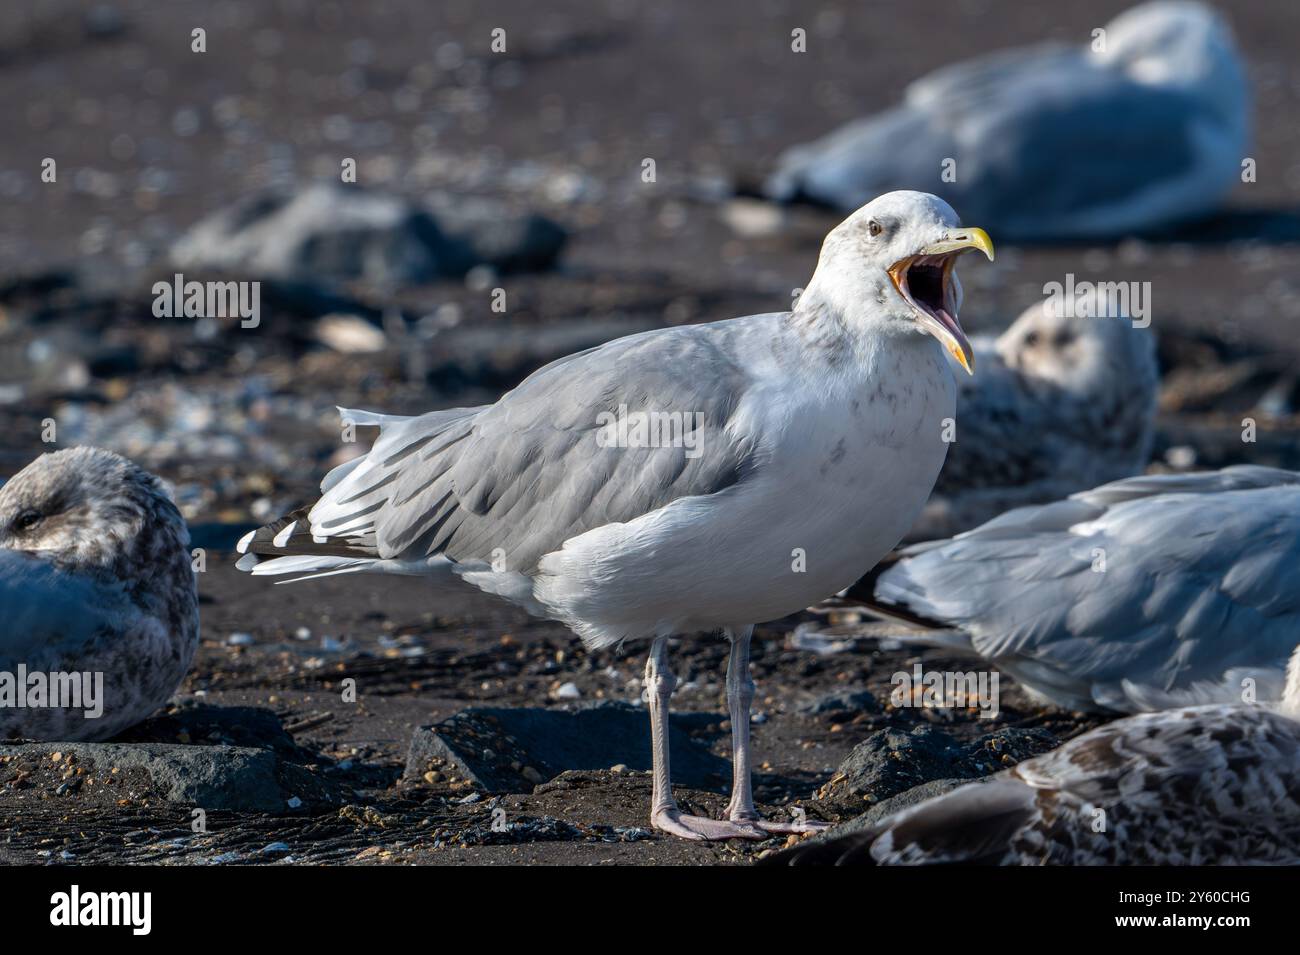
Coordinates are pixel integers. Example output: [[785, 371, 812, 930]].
[[909, 291, 1158, 541], [0, 447, 199, 741], [767, 643, 1300, 865], [237, 190, 995, 840], [766, 1, 1249, 241], [851, 466, 1300, 713]]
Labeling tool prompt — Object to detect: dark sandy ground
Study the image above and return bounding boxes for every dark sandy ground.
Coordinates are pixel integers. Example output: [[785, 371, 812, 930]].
[[0, 560, 1103, 865], [0, 0, 1297, 864]]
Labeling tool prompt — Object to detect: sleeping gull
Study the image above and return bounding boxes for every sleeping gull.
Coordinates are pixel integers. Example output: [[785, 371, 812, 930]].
[[853, 466, 1300, 713], [0, 447, 199, 741], [766, 1, 1248, 241], [908, 292, 1157, 540], [767, 643, 1300, 865], [236, 190, 995, 840]]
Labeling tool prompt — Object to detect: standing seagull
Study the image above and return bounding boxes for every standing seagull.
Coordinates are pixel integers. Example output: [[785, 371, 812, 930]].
[[766, 644, 1300, 865], [0, 447, 199, 741], [237, 191, 994, 840], [766, 1, 1248, 241]]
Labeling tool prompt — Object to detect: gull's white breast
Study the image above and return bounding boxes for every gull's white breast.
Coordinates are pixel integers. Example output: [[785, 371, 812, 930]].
[[533, 337, 955, 647]]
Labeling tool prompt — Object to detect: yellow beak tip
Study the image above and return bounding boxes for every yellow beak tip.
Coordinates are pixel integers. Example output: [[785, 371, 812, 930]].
[[966, 227, 995, 263], [948, 345, 974, 375]]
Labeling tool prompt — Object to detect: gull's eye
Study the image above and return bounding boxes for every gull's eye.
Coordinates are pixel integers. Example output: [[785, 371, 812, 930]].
[[1024, 331, 1041, 348], [868, 220, 884, 237], [13, 509, 42, 533]]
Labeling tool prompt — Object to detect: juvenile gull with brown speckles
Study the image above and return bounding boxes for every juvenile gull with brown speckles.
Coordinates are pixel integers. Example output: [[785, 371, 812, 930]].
[[908, 292, 1158, 541], [767, 644, 1300, 865]]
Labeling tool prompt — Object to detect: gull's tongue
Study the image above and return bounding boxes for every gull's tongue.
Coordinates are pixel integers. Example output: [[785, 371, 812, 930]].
[[932, 306, 962, 338]]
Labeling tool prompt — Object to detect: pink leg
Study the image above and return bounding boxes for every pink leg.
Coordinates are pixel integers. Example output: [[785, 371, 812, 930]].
[[645, 636, 765, 841], [724, 627, 829, 835]]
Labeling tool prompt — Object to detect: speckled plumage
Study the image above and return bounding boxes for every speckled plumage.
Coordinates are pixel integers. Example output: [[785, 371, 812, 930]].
[[769, 666, 1300, 865], [0, 447, 198, 741], [908, 298, 1157, 541]]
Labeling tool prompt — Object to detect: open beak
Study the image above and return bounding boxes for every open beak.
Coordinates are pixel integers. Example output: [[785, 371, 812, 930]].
[[887, 228, 994, 375]]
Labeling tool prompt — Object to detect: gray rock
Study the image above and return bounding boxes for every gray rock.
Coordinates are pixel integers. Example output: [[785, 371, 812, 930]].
[[171, 184, 566, 286], [763, 777, 981, 861], [847, 777, 977, 831], [823, 724, 1057, 805], [0, 705, 345, 813], [798, 687, 880, 716], [117, 703, 307, 761], [405, 701, 729, 794], [0, 742, 286, 811]]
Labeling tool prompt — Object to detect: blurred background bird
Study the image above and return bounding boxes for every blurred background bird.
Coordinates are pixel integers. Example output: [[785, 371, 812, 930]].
[[847, 466, 1300, 713], [909, 291, 1158, 540], [765, 1, 1249, 241]]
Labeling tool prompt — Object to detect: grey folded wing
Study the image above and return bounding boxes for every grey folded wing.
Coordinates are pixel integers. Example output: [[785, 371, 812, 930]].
[[310, 319, 770, 573], [879, 467, 1300, 710], [0, 549, 125, 668]]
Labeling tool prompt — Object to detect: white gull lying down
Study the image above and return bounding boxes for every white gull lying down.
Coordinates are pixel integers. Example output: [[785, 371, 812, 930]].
[[771, 644, 1300, 865], [910, 295, 1158, 541], [237, 190, 995, 841], [862, 466, 1300, 713], [0, 448, 199, 741], [766, 1, 1249, 241]]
